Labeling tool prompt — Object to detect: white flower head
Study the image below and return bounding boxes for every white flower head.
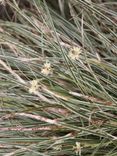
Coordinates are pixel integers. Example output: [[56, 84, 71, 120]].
[[68, 46, 82, 60], [41, 61, 53, 76], [29, 79, 39, 94], [73, 142, 81, 156]]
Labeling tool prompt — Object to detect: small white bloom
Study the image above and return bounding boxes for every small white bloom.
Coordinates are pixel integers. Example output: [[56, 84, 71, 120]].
[[41, 61, 52, 76], [73, 142, 81, 156], [29, 79, 39, 94], [68, 47, 82, 60]]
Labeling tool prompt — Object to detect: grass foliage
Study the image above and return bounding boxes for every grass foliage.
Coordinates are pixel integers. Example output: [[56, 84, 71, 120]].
[[0, 0, 117, 155]]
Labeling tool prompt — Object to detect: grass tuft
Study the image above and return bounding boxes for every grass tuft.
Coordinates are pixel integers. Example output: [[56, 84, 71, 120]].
[[0, 0, 117, 155]]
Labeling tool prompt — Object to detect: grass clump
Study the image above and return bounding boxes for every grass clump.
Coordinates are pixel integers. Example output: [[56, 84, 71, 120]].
[[0, 0, 117, 155]]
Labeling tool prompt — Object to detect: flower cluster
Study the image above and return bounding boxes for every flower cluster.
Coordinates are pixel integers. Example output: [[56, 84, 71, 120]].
[[68, 47, 82, 60], [41, 61, 53, 76], [29, 79, 39, 94]]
